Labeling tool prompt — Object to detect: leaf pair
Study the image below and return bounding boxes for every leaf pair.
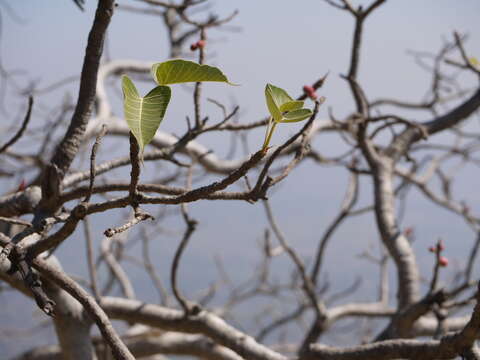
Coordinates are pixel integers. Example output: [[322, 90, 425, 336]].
[[263, 84, 313, 150], [122, 59, 234, 154]]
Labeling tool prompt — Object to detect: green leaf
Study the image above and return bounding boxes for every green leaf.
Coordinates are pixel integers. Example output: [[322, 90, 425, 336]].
[[122, 75, 171, 152], [279, 100, 304, 113], [265, 83, 293, 117], [262, 83, 315, 150], [279, 108, 313, 123], [265, 84, 310, 122], [265, 85, 283, 122], [152, 59, 236, 85], [469, 57, 479, 66]]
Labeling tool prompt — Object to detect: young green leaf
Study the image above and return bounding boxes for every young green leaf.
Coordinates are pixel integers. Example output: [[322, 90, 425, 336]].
[[152, 59, 236, 85], [280, 108, 313, 123], [262, 83, 315, 150], [265, 86, 283, 122], [279, 100, 304, 113], [265, 84, 293, 121], [122, 75, 171, 153]]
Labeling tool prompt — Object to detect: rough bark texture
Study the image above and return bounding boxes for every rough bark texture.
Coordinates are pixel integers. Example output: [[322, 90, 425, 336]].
[[50, 0, 115, 179], [2, 1, 480, 360]]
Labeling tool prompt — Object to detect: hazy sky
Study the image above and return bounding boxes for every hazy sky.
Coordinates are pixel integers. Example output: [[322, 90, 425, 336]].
[[1, 0, 480, 357]]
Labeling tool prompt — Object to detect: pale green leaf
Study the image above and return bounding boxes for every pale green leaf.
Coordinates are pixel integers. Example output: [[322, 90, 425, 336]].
[[265, 84, 311, 123], [152, 59, 236, 85], [265, 83, 293, 110], [122, 75, 171, 152], [279, 108, 313, 123], [469, 57, 479, 66], [279, 100, 304, 113], [263, 83, 315, 150], [265, 85, 283, 122]]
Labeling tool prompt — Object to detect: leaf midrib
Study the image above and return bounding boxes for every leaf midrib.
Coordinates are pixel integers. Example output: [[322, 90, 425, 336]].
[[138, 97, 144, 149]]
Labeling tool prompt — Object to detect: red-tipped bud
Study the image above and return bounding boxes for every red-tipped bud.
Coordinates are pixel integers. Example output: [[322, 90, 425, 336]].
[[303, 85, 315, 94], [197, 40, 206, 49], [303, 85, 318, 100], [17, 179, 27, 192], [439, 256, 449, 267], [428, 246, 436, 253], [190, 43, 198, 51]]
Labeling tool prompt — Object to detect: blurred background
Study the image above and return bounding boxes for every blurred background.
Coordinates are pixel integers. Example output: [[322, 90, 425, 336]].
[[1, 0, 479, 357]]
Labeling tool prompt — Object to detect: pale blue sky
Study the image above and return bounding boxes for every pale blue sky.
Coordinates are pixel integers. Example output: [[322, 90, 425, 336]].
[[4, 1, 480, 122], [1, 0, 480, 356]]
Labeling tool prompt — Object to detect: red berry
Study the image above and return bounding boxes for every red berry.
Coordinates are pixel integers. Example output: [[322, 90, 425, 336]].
[[197, 40, 206, 49], [190, 43, 198, 51], [439, 256, 449, 267]]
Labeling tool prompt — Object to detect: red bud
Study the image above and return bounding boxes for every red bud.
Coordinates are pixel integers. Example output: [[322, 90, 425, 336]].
[[428, 246, 436, 253], [197, 40, 206, 49], [303, 85, 315, 94], [190, 43, 198, 51], [439, 256, 449, 267]]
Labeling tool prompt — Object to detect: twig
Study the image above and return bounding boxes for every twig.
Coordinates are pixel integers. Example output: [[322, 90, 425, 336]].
[[128, 132, 141, 201], [171, 212, 198, 314], [140, 148, 266, 204], [26, 204, 87, 258], [465, 231, 480, 283], [171, 164, 199, 314], [193, 28, 206, 128], [7, 245, 55, 316], [104, 211, 152, 237], [262, 200, 326, 341], [83, 217, 101, 300], [84, 124, 108, 203], [0, 96, 33, 153], [72, 0, 85, 11], [453, 31, 480, 77], [311, 170, 359, 284], [140, 228, 169, 305], [104, 133, 153, 236], [270, 99, 325, 186], [101, 235, 136, 299], [0, 216, 32, 227]]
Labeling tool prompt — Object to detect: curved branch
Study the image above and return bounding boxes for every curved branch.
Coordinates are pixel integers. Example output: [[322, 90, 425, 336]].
[[14, 331, 244, 360], [0, 96, 33, 154], [33, 258, 135, 360], [387, 87, 480, 161], [102, 297, 287, 360]]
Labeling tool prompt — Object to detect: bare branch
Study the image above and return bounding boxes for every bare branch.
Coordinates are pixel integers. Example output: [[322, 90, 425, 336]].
[[84, 124, 108, 203], [33, 258, 135, 360], [0, 96, 33, 154]]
